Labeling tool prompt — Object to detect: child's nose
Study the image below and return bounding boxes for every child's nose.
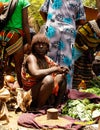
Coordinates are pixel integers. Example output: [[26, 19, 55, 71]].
[[40, 44, 43, 47]]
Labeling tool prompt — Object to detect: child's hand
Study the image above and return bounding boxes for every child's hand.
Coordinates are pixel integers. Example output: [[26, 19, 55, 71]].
[[60, 66, 69, 74], [56, 66, 69, 74]]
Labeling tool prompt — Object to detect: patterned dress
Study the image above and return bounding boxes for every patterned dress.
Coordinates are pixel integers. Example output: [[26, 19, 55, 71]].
[[40, 0, 86, 89], [0, 0, 30, 54], [73, 20, 100, 89]]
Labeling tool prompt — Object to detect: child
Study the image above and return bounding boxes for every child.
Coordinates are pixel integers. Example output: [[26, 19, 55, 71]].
[[21, 33, 69, 108]]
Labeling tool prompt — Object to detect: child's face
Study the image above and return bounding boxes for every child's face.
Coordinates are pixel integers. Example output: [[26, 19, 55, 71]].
[[33, 42, 49, 55]]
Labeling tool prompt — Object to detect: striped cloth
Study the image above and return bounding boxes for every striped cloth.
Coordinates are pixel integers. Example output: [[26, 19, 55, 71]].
[[73, 55, 93, 89], [0, 30, 23, 56], [6, 37, 23, 56], [73, 21, 100, 89]]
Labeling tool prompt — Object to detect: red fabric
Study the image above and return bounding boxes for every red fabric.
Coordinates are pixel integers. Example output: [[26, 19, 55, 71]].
[[17, 89, 100, 130], [17, 29, 24, 36], [67, 89, 100, 101], [21, 56, 59, 93], [52, 83, 59, 96], [21, 68, 37, 91], [17, 113, 82, 130]]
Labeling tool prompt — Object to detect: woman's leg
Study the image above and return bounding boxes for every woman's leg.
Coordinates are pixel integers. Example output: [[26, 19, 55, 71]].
[[13, 46, 24, 88], [7, 33, 24, 88]]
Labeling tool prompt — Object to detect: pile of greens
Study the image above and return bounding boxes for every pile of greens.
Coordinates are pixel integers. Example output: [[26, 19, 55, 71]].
[[62, 76, 100, 121], [82, 76, 100, 96], [81, 87, 100, 96], [88, 76, 100, 88], [61, 98, 100, 121]]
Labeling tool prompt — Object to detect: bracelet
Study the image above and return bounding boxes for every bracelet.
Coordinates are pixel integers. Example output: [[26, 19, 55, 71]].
[[89, 20, 100, 35]]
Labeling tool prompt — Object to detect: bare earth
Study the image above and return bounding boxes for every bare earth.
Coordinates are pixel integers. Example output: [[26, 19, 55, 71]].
[[0, 111, 34, 130], [0, 111, 64, 130], [0, 111, 98, 130]]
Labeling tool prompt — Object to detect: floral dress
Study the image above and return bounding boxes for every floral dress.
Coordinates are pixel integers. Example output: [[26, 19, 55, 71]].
[[40, 0, 86, 89]]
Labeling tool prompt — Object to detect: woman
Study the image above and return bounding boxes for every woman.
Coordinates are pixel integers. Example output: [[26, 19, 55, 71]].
[[39, 0, 86, 89], [0, 0, 31, 89], [72, 13, 100, 89]]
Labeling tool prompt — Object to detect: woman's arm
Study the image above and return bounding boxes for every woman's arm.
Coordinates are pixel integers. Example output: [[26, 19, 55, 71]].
[[39, 0, 49, 22], [22, 7, 31, 51], [40, 11, 47, 22], [96, 0, 100, 12]]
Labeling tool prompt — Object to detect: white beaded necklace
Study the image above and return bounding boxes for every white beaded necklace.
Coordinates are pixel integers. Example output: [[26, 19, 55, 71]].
[[89, 20, 100, 35]]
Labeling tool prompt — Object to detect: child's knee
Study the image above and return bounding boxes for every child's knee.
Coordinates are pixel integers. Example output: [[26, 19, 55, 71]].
[[43, 75, 54, 85]]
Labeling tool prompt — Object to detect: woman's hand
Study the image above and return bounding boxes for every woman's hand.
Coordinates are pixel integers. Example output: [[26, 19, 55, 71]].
[[24, 43, 31, 54]]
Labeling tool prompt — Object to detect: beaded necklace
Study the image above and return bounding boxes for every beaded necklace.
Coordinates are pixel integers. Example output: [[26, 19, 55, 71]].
[[89, 20, 100, 37]]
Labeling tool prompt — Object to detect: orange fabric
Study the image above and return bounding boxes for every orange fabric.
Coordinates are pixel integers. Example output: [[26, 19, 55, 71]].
[[21, 55, 59, 94], [45, 56, 59, 96], [21, 67, 37, 91], [52, 83, 59, 96], [52, 73, 59, 96]]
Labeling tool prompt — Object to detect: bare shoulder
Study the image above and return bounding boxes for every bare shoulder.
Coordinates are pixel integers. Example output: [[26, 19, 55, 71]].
[[26, 53, 37, 63]]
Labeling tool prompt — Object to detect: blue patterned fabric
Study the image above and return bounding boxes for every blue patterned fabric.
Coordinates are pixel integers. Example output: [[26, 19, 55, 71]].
[[40, 0, 86, 89]]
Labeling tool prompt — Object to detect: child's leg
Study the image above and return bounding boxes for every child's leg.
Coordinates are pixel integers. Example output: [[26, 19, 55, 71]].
[[54, 74, 66, 107], [37, 75, 54, 108]]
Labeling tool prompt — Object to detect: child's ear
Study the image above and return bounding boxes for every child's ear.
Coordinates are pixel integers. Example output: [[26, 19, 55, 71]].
[[47, 46, 50, 51], [46, 47, 49, 54]]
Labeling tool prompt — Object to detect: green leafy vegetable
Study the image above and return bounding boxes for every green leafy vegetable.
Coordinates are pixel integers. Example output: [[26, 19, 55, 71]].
[[61, 99, 100, 121]]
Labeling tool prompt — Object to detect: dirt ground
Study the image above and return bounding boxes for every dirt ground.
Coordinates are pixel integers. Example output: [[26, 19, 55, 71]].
[[0, 110, 98, 130], [0, 111, 65, 130], [0, 67, 98, 130], [0, 111, 34, 130]]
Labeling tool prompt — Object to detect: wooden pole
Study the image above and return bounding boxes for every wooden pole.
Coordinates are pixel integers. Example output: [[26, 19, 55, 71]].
[[96, 0, 100, 12]]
